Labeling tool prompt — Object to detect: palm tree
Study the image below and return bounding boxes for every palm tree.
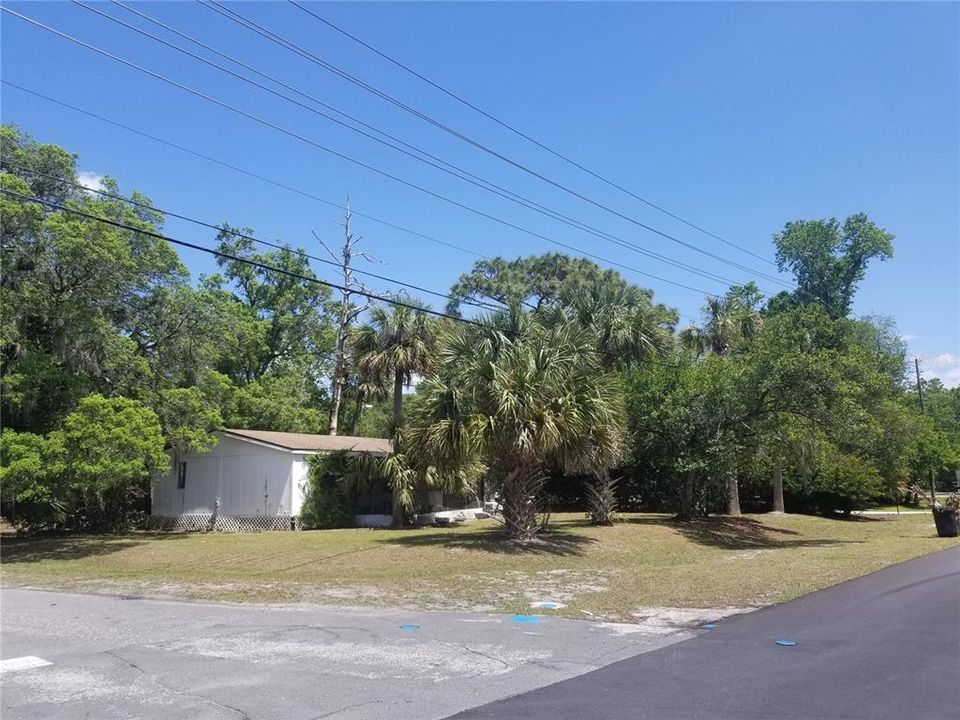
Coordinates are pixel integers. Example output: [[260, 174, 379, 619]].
[[679, 285, 764, 515], [352, 302, 436, 429], [551, 281, 676, 369], [542, 281, 674, 524], [679, 286, 763, 359], [345, 348, 388, 436], [413, 310, 624, 542], [352, 301, 436, 525]]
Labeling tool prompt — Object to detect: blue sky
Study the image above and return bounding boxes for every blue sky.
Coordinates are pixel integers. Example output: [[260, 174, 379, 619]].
[[2, 2, 958, 383]]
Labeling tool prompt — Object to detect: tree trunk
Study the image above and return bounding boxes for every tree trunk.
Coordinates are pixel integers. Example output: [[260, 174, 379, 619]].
[[502, 466, 541, 542], [772, 463, 785, 513], [325, 204, 367, 436], [587, 471, 616, 526], [392, 370, 404, 428], [678, 471, 696, 519], [391, 485, 405, 528], [349, 391, 364, 436], [327, 291, 351, 436], [726, 472, 741, 515]]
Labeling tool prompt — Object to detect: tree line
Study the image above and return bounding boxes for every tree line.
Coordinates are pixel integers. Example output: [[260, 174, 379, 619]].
[[2, 125, 957, 538]]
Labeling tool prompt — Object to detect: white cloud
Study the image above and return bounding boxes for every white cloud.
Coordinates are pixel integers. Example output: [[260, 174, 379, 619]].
[[76, 170, 105, 193], [928, 352, 958, 368], [918, 352, 960, 388]]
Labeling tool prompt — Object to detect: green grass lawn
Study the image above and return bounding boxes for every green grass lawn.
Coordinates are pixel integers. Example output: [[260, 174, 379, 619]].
[[2, 512, 955, 621]]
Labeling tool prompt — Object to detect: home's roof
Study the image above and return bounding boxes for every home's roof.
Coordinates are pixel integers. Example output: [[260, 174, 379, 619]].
[[222, 428, 393, 455]]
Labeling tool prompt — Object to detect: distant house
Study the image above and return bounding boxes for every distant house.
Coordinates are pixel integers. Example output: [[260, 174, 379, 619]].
[[151, 429, 393, 532]]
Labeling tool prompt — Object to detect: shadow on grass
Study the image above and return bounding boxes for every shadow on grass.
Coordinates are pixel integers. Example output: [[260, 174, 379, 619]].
[[1, 532, 191, 564], [622, 515, 865, 550], [376, 526, 597, 556]]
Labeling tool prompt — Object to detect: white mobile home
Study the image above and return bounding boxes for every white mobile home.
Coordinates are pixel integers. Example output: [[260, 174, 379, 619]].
[[151, 429, 393, 531]]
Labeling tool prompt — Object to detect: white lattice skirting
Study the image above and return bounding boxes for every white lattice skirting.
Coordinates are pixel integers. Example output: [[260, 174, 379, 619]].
[[148, 514, 301, 532]]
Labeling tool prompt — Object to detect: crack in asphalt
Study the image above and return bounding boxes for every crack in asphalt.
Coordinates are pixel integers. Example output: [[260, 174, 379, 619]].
[[106, 649, 252, 720], [308, 699, 384, 719]]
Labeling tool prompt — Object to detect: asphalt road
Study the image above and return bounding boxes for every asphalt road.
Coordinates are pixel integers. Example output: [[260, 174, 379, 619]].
[[451, 547, 960, 720], [0, 587, 694, 720]]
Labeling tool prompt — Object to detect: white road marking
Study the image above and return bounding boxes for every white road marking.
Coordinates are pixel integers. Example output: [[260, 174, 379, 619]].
[[0, 656, 52, 674]]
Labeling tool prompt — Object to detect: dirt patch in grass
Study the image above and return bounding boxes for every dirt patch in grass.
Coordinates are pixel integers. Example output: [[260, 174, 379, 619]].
[[2, 513, 956, 620]]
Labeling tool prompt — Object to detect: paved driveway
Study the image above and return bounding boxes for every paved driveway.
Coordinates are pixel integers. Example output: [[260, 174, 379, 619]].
[[0, 588, 692, 719]]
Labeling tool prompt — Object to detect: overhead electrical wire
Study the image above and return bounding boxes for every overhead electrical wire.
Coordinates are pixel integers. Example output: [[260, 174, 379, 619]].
[[105, 0, 603, 231], [0, 81, 480, 259], [0, 8, 725, 297], [1, 188, 501, 328], [0, 163, 505, 312], [70, 0, 771, 291], [8, 186, 885, 371], [2, 186, 688, 366], [291, 0, 775, 267], [5, 188, 689, 367], [0, 15, 881, 358], [204, 0, 782, 281]]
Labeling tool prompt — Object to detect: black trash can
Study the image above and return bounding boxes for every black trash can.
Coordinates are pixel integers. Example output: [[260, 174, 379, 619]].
[[932, 508, 958, 538]]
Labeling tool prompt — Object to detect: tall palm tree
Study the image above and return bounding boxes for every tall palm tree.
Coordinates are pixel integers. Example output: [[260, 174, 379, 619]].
[[542, 281, 674, 524], [352, 301, 436, 525], [413, 310, 625, 541], [551, 281, 677, 369], [352, 302, 436, 428]]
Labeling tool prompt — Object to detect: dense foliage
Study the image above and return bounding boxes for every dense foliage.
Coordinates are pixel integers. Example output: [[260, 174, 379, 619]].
[[0, 126, 336, 529], [299, 452, 355, 530], [2, 126, 957, 538]]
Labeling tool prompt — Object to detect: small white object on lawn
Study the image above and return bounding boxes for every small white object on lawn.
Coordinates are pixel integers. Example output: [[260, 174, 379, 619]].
[[0, 656, 52, 674], [530, 601, 566, 610]]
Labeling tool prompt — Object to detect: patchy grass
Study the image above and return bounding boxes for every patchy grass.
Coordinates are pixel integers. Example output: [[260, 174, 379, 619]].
[[2, 513, 956, 621]]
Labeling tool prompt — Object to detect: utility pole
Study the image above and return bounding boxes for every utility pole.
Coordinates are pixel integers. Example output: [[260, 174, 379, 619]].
[[317, 201, 377, 435], [914, 358, 937, 503]]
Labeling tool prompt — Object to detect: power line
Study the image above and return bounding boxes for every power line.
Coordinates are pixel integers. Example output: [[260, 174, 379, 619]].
[[88, 2, 565, 221], [1, 188, 501, 329], [4, 187, 688, 368], [291, 1, 776, 268], [74, 0, 764, 290], [5, 78, 844, 325], [205, 0, 782, 281], [104, 0, 607, 237], [0, 80, 480, 259], [0, 163, 504, 312], [0, 10, 724, 297], [9, 182, 887, 372]]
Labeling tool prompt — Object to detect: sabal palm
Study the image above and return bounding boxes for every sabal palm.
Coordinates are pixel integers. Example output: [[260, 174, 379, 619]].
[[546, 281, 676, 368], [680, 294, 762, 358], [352, 302, 436, 428], [352, 302, 435, 526], [413, 310, 624, 541], [541, 282, 671, 523]]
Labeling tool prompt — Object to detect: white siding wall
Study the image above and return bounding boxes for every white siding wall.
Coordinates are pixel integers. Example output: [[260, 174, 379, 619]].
[[152, 435, 296, 517], [290, 456, 311, 516]]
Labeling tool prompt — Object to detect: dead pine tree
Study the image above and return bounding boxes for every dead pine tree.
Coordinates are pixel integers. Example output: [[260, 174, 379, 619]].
[[316, 201, 379, 435]]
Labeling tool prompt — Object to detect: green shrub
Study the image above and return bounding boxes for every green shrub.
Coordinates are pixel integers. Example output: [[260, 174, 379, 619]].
[[0, 429, 67, 531], [1, 395, 167, 532], [788, 450, 885, 516], [300, 452, 354, 530]]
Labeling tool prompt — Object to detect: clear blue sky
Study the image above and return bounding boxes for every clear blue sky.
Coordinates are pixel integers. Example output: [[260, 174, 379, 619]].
[[2, 2, 958, 383]]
